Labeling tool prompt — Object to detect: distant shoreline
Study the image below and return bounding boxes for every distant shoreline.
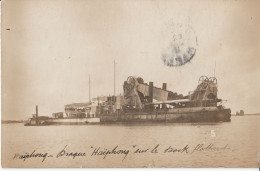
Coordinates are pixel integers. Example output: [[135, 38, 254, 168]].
[[232, 113, 260, 116], [1, 120, 25, 124]]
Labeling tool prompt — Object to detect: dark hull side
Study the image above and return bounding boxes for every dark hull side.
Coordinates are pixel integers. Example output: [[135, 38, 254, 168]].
[[99, 109, 231, 123]]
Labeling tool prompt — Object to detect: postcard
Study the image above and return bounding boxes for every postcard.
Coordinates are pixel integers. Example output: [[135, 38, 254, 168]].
[[1, 0, 260, 168]]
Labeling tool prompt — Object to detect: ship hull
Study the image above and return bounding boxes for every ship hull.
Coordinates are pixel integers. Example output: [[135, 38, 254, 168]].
[[99, 107, 231, 123], [43, 118, 100, 125], [24, 118, 100, 126]]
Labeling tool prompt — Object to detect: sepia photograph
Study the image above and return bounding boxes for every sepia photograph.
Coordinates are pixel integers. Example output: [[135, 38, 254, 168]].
[[1, 0, 260, 168]]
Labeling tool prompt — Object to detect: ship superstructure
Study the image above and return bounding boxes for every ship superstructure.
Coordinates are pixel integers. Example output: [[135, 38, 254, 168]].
[[95, 76, 231, 123]]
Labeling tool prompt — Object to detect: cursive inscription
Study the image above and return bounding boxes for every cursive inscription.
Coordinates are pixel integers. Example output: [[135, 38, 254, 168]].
[[57, 145, 86, 159], [164, 145, 189, 154], [91, 145, 129, 160], [12, 143, 230, 163], [191, 143, 230, 154], [13, 150, 51, 162]]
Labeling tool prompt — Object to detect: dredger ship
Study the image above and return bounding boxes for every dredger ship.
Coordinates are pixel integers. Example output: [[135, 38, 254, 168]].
[[25, 75, 231, 126], [95, 75, 231, 123]]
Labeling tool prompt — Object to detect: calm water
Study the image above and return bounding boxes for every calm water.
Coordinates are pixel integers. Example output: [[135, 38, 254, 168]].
[[2, 115, 260, 168]]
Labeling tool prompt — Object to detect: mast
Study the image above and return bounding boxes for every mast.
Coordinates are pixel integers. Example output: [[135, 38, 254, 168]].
[[36, 105, 39, 125], [214, 61, 216, 77], [114, 60, 116, 99], [89, 75, 91, 102]]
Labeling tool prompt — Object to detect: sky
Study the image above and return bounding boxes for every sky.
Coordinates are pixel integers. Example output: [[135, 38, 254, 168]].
[[2, 0, 260, 120]]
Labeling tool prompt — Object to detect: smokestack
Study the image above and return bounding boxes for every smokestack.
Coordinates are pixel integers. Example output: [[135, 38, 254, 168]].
[[162, 83, 167, 90], [36, 105, 38, 125], [149, 82, 153, 103], [162, 83, 167, 109], [97, 96, 100, 115]]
